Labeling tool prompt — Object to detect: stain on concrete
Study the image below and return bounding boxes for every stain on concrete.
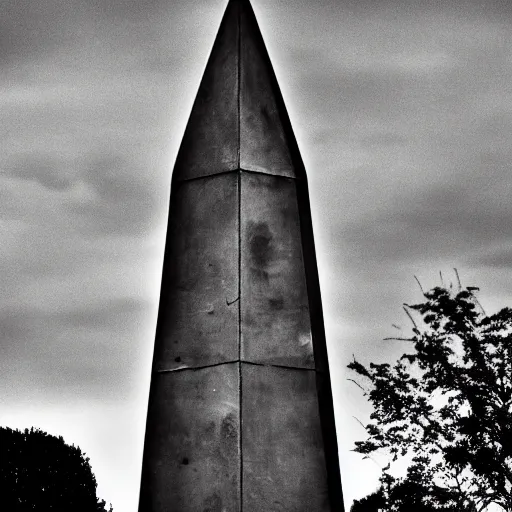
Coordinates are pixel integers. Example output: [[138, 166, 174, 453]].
[[221, 412, 237, 441], [139, 365, 240, 511], [220, 411, 238, 460], [153, 175, 239, 371], [202, 493, 222, 512], [247, 221, 273, 270], [240, 173, 314, 369], [241, 364, 331, 511], [268, 297, 284, 310]]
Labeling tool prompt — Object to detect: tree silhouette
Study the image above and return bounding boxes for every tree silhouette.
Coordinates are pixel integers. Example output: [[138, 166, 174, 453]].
[[0, 426, 112, 511], [350, 488, 385, 511], [349, 278, 512, 511]]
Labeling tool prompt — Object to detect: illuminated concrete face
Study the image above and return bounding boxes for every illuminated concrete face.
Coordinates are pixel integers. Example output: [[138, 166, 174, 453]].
[[139, 0, 344, 510]]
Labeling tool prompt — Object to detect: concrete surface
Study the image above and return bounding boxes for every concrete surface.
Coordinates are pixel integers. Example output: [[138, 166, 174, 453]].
[[240, 172, 314, 368], [172, 0, 239, 181], [241, 363, 330, 511], [139, 364, 240, 512], [152, 174, 239, 371], [139, 0, 344, 510]]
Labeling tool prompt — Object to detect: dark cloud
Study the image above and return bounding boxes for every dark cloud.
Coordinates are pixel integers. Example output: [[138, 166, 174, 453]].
[[0, 297, 152, 397], [55, 297, 150, 328], [0, 0, 85, 65], [66, 155, 163, 236], [1, 151, 166, 237], [3, 154, 74, 191], [357, 132, 409, 147], [3, 0, 512, 509], [0, 297, 150, 344], [85, 0, 176, 19], [474, 248, 512, 269], [335, 180, 512, 270]]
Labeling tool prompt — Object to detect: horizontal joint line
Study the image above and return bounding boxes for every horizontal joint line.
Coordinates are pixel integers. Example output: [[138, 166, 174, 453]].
[[241, 360, 317, 372], [155, 360, 238, 373], [174, 167, 301, 184], [154, 359, 318, 374]]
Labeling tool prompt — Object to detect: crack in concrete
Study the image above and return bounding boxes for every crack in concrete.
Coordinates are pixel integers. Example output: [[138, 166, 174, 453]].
[[154, 359, 319, 375]]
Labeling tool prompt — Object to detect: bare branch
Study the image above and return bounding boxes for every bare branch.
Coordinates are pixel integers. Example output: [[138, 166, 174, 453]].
[[356, 453, 384, 468], [403, 305, 418, 330], [347, 378, 367, 393], [414, 275, 426, 296], [474, 296, 486, 316], [352, 415, 369, 431], [454, 268, 462, 291]]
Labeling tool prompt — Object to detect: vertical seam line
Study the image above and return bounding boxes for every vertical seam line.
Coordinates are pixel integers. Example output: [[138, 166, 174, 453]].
[[236, 1, 241, 169], [238, 174, 243, 512], [237, 3, 243, 511]]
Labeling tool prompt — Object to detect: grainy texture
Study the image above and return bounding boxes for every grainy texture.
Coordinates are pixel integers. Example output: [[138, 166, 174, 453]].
[[241, 363, 330, 511], [139, 364, 240, 512], [172, 0, 239, 181], [239, 1, 295, 177], [139, 0, 343, 510], [153, 174, 239, 371], [240, 172, 314, 368]]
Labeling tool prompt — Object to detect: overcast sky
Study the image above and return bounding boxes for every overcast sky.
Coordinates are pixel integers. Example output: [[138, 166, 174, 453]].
[[2, 0, 512, 509]]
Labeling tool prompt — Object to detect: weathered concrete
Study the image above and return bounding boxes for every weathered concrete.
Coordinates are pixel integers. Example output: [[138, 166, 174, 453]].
[[139, 0, 344, 510], [240, 172, 314, 368], [172, 0, 307, 183], [172, 0, 239, 181], [139, 364, 240, 512], [241, 363, 330, 511], [239, 2, 295, 177], [152, 174, 239, 371]]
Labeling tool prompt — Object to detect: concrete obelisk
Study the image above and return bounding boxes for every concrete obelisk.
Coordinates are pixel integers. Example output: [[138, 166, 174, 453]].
[[138, 0, 344, 510]]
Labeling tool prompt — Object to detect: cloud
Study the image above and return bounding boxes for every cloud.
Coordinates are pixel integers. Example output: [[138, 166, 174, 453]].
[[1, 155, 164, 237], [0, 297, 153, 398], [0, 0, 82, 65], [357, 131, 409, 147], [331, 177, 512, 273], [3, 153, 74, 191], [0, 298, 151, 349], [55, 297, 150, 328], [474, 248, 512, 269], [3, 0, 512, 510], [66, 155, 164, 236]]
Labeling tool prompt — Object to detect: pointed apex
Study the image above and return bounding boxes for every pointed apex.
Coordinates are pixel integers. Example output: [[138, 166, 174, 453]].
[[173, 0, 305, 182], [172, 0, 240, 181]]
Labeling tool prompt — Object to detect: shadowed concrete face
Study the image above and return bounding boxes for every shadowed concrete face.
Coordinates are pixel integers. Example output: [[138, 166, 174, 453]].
[[139, 0, 343, 510], [239, 1, 295, 176], [172, 0, 239, 179], [171, 0, 305, 182], [152, 174, 239, 371], [241, 172, 314, 368], [242, 364, 330, 511], [139, 364, 240, 512]]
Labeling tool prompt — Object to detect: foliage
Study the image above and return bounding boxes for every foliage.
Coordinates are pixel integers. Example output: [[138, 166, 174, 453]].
[[350, 488, 385, 511], [349, 280, 512, 511], [0, 426, 112, 512]]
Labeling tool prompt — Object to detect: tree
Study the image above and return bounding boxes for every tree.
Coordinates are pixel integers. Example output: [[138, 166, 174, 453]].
[[0, 426, 113, 511], [349, 278, 512, 511], [350, 488, 385, 511]]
